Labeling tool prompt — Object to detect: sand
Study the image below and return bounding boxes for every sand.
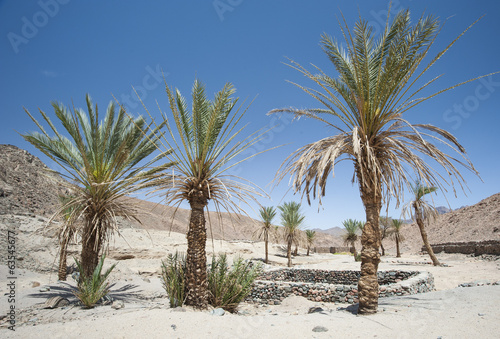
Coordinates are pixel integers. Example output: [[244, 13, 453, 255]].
[[1, 225, 500, 338]]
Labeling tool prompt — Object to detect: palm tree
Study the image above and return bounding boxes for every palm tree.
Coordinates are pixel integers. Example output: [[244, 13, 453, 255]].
[[23, 95, 167, 278], [278, 201, 305, 267], [145, 80, 268, 309], [402, 182, 440, 265], [269, 9, 485, 314], [379, 216, 392, 256], [256, 206, 277, 264], [389, 219, 405, 258], [305, 229, 316, 256], [342, 219, 360, 260]]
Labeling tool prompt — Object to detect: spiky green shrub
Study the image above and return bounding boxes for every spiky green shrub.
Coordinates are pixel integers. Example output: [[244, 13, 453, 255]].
[[160, 253, 262, 312], [73, 254, 116, 308], [208, 254, 262, 312], [160, 252, 186, 308]]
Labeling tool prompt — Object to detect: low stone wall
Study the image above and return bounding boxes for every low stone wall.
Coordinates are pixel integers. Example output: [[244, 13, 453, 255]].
[[423, 240, 500, 256], [247, 269, 434, 305]]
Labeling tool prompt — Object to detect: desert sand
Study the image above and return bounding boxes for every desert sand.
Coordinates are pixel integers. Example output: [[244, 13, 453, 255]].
[[1, 216, 500, 339]]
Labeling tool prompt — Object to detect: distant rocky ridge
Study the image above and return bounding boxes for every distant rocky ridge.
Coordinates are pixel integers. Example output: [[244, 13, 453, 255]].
[[0, 144, 67, 216]]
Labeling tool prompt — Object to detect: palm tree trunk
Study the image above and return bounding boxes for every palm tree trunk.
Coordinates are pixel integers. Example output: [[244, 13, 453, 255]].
[[415, 216, 440, 266], [293, 244, 298, 256], [185, 200, 208, 308], [357, 163, 382, 315], [287, 239, 292, 267], [380, 241, 385, 256], [395, 236, 401, 258], [351, 241, 358, 260], [307, 246, 310, 256], [58, 237, 69, 281], [264, 231, 269, 264], [80, 220, 102, 279]]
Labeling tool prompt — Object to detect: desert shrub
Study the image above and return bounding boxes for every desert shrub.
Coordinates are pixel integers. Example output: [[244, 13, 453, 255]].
[[73, 254, 116, 308], [208, 254, 262, 312], [161, 252, 186, 308], [160, 252, 262, 312], [355, 253, 362, 262]]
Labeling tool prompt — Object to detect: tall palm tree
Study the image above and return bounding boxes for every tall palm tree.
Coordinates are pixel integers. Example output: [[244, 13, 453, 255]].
[[342, 219, 360, 260], [270, 9, 485, 314], [379, 216, 392, 256], [145, 80, 268, 309], [389, 219, 405, 258], [402, 182, 440, 265], [23, 95, 168, 278], [256, 206, 277, 264], [305, 229, 316, 256], [278, 201, 305, 267]]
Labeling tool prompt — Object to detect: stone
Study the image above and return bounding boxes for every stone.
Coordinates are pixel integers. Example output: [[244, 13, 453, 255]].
[[31, 281, 40, 288], [308, 306, 325, 314], [43, 296, 70, 309], [111, 300, 125, 309], [312, 326, 328, 332], [210, 308, 225, 316]]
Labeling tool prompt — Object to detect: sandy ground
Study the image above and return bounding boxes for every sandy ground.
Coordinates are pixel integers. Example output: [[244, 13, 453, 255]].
[[1, 227, 500, 338]]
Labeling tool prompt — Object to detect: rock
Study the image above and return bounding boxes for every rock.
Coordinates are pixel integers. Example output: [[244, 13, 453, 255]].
[[171, 324, 177, 330], [43, 296, 70, 309], [308, 306, 325, 314], [39, 286, 50, 292], [210, 308, 225, 316], [31, 281, 40, 288], [312, 326, 328, 332], [111, 300, 125, 309]]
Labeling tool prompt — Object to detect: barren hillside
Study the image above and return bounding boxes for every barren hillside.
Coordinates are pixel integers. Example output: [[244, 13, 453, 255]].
[[384, 193, 500, 254]]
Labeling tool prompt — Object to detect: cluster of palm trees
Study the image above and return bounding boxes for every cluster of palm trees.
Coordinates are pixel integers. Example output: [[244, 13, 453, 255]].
[[256, 204, 316, 267], [23, 7, 487, 315]]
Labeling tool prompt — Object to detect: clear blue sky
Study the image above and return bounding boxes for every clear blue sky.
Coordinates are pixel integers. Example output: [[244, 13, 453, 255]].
[[1, 0, 499, 230]]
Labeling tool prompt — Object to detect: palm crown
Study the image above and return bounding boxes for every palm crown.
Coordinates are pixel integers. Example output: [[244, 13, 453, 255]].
[[23, 94, 168, 276]]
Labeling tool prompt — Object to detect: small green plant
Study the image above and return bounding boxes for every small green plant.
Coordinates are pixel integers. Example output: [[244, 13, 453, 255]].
[[160, 252, 262, 312], [208, 254, 262, 312], [161, 252, 186, 308], [73, 254, 116, 308], [355, 253, 362, 262]]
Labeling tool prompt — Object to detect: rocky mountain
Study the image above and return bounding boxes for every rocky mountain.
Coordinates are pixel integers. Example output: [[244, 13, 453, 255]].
[[0, 144, 67, 216]]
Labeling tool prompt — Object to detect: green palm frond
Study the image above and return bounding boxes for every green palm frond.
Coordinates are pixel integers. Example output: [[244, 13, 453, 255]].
[[144, 79, 273, 220], [22, 94, 170, 253], [342, 218, 360, 244], [269, 9, 492, 207]]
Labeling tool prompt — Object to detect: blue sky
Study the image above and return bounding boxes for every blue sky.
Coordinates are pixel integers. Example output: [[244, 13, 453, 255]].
[[1, 0, 499, 230]]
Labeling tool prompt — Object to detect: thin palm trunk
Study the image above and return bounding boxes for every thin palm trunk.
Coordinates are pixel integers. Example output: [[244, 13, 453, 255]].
[[415, 207, 440, 266], [58, 237, 69, 281], [264, 231, 269, 264], [185, 200, 209, 308], [395, 237, 401, 258], [287, 239, 292, 267], [306, 246, 310, 256], [293, 244, 298, 256], [380, 241, 385, 256], [351, 241, 357, 258]]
